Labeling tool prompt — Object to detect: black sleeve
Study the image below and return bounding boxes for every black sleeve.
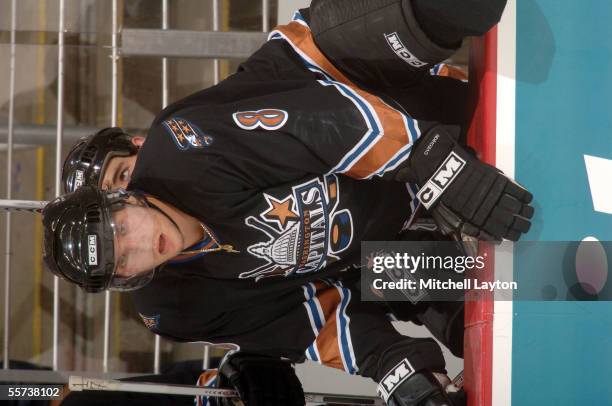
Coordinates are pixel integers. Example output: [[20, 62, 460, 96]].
[[307, 0, 505, 90], [293, 279, 446, 383], [334, 281, 447, 381], [307, 0, 459, 90], [412, 0, 508, 47]]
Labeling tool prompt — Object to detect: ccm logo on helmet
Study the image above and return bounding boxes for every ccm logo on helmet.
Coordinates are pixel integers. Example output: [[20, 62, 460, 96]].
[[384, 32, 427, 68], [88, 234, 98, 266], [377, 358, 415, 402], [74, 170, 85, 189], [233, 109, 288, 131], [417, 152, 466, 209]]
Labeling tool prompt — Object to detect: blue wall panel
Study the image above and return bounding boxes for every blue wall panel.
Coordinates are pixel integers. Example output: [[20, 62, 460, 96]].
[[514, 1, 612, 404]]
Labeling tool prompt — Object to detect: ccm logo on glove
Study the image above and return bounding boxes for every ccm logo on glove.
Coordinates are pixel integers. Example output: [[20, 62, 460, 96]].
[[377, 358, 416, 402], [417, 152, 466, 209]]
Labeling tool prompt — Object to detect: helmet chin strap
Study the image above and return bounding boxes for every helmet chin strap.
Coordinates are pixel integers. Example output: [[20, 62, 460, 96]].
[[142, 193, 240, 256], [140, 194, 182, 233], [141, 196, 207, 255], [110, 189, 185, 249], [128, 191, 239, 256]]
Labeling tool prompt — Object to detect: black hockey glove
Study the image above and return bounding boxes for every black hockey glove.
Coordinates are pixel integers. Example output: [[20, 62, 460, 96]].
[[211, 353, 305, 406], [386, 370, 466, 406], [396, 125, 534, 242]]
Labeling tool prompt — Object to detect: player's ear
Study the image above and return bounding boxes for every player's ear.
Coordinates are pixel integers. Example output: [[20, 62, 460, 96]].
[[131, 136, 146, 148]]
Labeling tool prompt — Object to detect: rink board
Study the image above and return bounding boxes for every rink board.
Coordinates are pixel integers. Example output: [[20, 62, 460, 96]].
[[475, 1, 612, 405]]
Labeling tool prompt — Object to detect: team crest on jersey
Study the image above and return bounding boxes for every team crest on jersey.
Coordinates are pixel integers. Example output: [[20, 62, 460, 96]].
[[163, 117, 214, 150], [242, 175, 354, 281], [139, 313, 160, 330], [232, 109, 288, 130]]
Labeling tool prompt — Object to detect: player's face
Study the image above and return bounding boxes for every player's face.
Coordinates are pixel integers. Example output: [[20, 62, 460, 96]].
[[101, 155, 137, 191], [111, 203, 184, 279], [100, 136, 145, 191]]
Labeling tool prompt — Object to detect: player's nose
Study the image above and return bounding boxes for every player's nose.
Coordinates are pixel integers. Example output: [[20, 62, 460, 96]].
[[118, 230, 148, 253]]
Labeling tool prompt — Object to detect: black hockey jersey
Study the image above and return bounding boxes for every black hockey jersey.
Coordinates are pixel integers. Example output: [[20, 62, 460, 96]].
[[129, 15, 434, 282], [130, 264, 445, 387], [127, 13, 463, 388]]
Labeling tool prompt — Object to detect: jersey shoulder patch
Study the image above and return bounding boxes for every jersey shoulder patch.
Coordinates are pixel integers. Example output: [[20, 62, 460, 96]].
[[163, 117, 214, 150], [139, 312, 160, 330]]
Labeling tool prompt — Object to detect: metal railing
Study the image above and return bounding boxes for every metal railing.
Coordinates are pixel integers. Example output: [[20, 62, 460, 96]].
[[3, 0, 17, 372], [1, 0, 271, 381]]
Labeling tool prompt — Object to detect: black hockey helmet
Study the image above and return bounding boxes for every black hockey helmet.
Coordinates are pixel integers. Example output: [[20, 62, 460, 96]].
[[42, 186, 155, 293], [62, 127, 138, 194]]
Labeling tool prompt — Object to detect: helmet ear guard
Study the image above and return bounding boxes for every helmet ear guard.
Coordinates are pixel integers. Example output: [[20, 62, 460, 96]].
[[62, 127, 139, 194]]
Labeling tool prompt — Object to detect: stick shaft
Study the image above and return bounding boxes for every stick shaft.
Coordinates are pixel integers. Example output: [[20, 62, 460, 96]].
[[0, 199, 48, 213], [452, 369, 464, 389], [69, 376, 385, 405], [69, 376, 237, 397]]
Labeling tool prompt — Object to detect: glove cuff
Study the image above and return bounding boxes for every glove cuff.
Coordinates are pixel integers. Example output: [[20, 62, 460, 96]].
[[385, 369, 455, 406], [416, 150, 468, 209], [395, 125, 462, 184]]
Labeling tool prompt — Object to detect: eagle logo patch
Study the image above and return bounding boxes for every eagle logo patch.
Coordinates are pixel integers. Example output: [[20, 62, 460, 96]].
[[139, 313, 160, 330], [233, 109, 288, 130], [163, 117, 214, 150]]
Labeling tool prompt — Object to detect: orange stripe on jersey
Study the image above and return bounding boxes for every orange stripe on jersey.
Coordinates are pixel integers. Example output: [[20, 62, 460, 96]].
[[274, 21, 350, 83], [274, 21, 413, 179], [196, 370, 219, 406], [313, 284, 344, 370], [437, 64, 468, 81], [313, 280, 328, 292], [197, 369, 218, 386]]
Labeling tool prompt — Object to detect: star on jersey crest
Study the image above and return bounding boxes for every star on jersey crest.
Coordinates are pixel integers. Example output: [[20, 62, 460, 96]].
[[262, 195, 299, 228]]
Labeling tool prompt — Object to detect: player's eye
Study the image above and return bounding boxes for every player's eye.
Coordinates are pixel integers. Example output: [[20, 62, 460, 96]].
[[117, 223, 127, 236]]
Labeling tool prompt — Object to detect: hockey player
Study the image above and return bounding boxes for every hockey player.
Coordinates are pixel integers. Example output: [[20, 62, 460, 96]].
[[62, 127, 144, 193], [43, 186, 467, 406], [52, 0, 533, 279], [62, 0, 504, 196], [44, 0, 530, 405]]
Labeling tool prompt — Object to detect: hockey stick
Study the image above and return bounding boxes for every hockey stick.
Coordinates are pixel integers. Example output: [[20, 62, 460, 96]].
[[68, 376, 386, 405], [451, 369, 464, 389], [0, 199, 48, 213]]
